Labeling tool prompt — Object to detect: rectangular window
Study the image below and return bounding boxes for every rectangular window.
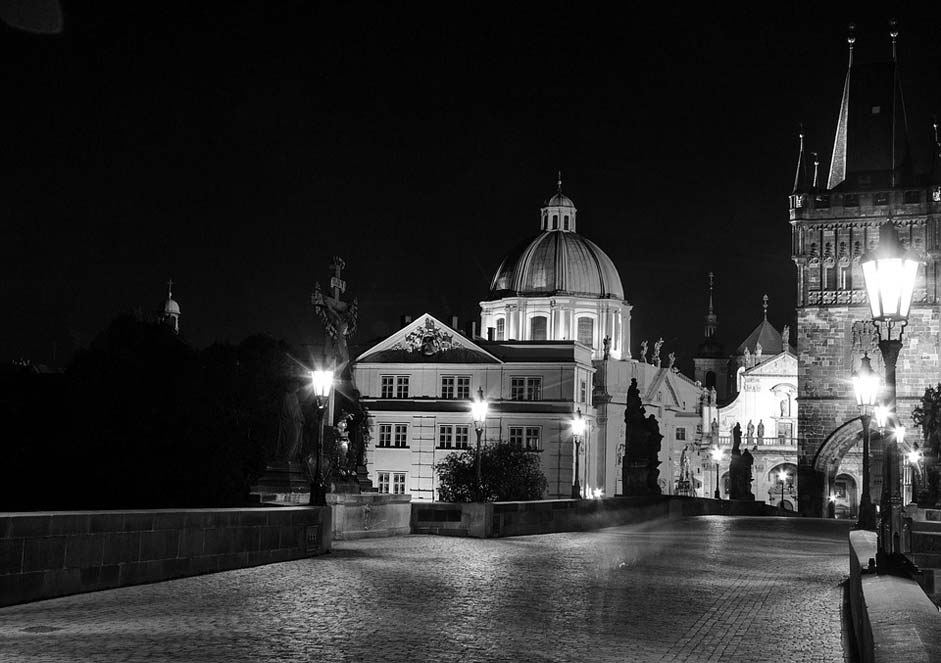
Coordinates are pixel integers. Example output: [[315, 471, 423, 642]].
[[442, 375, 470, 399], [843, 193, 859, 207], [579, 379, 587, 404], [441, 376, 455, 399], [839, 264, 852, 290], [511, 377, 541, 400], [676, 427, 686, 441], [393, 424, 408, 447], [377, 471, 406, 494], [396, 376, 409, 399], [577, 318, 594, 347], [381, 375, 409, 398], [454, 425, 469, 449], [439, 425, 453, 448], [824, 265, 836, 290], [530, 316, 548, 341], [904, 190, 921, 205], [456, 376, 470, 400], [874, 192, 889, 206], [509, 426, 540, 451], [378, 424, 392, 448], [496, 318, 505, 340]]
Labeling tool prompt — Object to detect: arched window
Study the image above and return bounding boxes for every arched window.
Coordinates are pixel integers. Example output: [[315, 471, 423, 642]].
[[495, 318, 505, 341], [563, 215, 569, 230], [530, 316, 548, 341], [576, 317, 594, 347], [705, 371, 716, 389], [552, 215, 558, 229]]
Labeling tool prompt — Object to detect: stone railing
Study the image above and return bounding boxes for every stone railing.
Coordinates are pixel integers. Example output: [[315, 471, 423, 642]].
[[714, 436, 797, 448]]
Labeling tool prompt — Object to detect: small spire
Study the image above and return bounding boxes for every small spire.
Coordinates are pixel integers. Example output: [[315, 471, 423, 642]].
[[812, 152, 819, 190], [707, 272, 715, 315], [167, 277, 174, 299], [762, 294, 769, 321], [791, 124, 806, 194], [827, 24, 855, 191], [847, 22, 856, 66], [704, 272, 718, 339], [557, 170, 562, 194]]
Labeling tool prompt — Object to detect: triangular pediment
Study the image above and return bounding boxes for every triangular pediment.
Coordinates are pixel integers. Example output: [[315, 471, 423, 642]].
[[744, 352, 796, 376], [643, 369, 681, 408], [355, 313, 501, 364]]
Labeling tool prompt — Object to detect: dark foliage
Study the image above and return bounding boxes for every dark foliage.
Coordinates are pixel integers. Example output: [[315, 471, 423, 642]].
[[0, 316, 310, 510], [435, 443, 547, 503]]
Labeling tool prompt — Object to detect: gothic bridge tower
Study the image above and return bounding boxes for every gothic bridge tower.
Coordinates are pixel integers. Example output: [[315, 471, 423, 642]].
[[790, 23, 941, 517]]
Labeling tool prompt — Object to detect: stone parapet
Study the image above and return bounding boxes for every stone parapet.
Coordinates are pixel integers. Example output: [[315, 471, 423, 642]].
[[0, 506, 331, 607]]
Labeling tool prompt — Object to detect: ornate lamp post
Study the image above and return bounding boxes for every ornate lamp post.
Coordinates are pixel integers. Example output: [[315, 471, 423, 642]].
[[710, 446, 724, 499], [852, 354, 880, 529], [309, 368, 334, 506], [778, 469, 790, 513], [571, 409, 586, 499], [860, 222, 920, 566], [470, 387, 488, 502]]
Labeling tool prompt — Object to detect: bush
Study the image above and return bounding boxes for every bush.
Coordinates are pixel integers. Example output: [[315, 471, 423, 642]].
[[435, 442, 547, 502]]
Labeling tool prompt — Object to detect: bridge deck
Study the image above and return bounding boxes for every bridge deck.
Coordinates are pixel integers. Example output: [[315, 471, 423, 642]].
[[0, 516, 855, 662]]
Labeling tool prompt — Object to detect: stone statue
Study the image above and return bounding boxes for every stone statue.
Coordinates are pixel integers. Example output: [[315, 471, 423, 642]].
[[640, 340, 648, 363], [275, 389, 306, 461], [755, 341, 763, 363], [622, 378, 663, 496], [782, 324, 790, 350], [728, 423, 755, 500], [711, 418, 719, 440], [602, 335, 611, 360], [311, 256, 359, 369], [743, 347, 751, 368], [780, 397, 788, 417], [668, 351, 676, 368], [653, 337, 664, 367], [746, 420, 755, 444], [756, 420, 765, 442]]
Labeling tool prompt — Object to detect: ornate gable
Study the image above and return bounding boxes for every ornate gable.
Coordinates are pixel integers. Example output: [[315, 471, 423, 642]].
[[356, 313, 501, 364]]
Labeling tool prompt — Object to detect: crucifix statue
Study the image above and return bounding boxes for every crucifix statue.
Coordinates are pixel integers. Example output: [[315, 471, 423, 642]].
[[311, 256, 359, 369]]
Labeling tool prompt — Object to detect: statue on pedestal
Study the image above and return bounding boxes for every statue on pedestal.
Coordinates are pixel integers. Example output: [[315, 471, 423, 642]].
[[640, 340, 648, 363], [746, 420, 755, 444], [653, 337, 664, 368], [622, 378, 663, 496], [728, 423, 755, 501], [756, 420, 765, 444]]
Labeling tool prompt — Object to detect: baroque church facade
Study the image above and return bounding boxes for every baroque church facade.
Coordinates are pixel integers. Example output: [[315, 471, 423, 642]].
[[790, 27, 941, 517], [354, 183, 712, 500]]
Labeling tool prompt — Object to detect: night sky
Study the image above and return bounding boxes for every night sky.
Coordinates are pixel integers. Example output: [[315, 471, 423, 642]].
[[3, 3, 941, 370]]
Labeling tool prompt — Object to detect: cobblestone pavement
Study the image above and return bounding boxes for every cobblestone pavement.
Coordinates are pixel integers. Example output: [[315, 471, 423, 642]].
[[0, 516, 855, 663]]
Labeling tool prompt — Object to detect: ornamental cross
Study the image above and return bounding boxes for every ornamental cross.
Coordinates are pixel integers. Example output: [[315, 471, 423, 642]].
[[329, 256, 346, 303]]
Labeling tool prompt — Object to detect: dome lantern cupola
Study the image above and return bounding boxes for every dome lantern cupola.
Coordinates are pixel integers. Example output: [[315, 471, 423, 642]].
[[541, 172, 577, 232]]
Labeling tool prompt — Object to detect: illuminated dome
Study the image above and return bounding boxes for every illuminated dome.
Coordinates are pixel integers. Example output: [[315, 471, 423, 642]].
[[488, 231, 624, 300]]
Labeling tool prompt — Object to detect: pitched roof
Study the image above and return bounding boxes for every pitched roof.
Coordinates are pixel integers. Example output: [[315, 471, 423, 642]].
[[735, 320, 784, 356]]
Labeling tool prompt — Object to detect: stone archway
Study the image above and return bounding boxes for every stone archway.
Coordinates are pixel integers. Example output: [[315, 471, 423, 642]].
[[801, 417, 880, 518]]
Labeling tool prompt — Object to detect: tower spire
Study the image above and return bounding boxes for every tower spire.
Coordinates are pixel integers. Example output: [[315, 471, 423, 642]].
[[762, 294, 769, 321], [167, 277, 174, 300], [827, 23, 854, 190], [812, 152, 819, 190], [704, 272, 718, 339], [557, 170, 562, 194], [931, 117, 941, 185], [791, 124, 807, 194]]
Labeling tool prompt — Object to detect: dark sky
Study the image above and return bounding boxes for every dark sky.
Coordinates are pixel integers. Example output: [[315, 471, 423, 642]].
[[3, 2, 941, 370]]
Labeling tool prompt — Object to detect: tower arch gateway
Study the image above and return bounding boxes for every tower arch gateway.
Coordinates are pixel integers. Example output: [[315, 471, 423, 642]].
[[790, 25, 940, 517], [480, 177, 632, 359]]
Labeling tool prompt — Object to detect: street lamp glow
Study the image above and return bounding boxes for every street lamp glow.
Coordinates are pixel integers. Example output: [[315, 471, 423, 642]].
[[710, 447, 724, 463], [311, 369, 334, 400], [571, 410, 587, 437], [470, 388, 489, 429], [778, 470, 789, 483], [861, 223, 920, 322], [894, 426, 905, 445], [873, 405, 890, 429], [907, 448, 923, 465], [852, 355, 880, 407]]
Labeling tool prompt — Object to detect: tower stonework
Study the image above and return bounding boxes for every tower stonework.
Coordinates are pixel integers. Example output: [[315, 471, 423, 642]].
[[791, 26, 941, 517]]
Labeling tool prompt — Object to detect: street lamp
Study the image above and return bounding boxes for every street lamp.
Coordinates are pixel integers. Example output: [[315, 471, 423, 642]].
[[852, 354, 880, 529], [571, 409, 587, 498], [470, 387, 488, 502], [710, 446, 724, 499], [860, 222, 920, 567], [778, 469, 790, 513], [309, 368, 334, 506]]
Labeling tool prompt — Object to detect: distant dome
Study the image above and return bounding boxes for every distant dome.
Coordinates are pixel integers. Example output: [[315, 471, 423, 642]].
[[488, 230, 624, 300], [162, 298, 181, 315], [544, 192, 575, 208]]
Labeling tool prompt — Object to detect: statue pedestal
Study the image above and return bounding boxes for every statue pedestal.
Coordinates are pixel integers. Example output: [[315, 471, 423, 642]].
[[250, 461, 310, 505], [622, 463, 660, 497]]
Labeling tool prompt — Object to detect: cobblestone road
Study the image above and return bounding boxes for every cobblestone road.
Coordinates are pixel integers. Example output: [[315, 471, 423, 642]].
[[0, 516, 854, 663]]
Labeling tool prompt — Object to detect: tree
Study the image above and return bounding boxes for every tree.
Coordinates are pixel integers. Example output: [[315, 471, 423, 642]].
[[435, 443, 547, 502], [912, 384, 941, 507]]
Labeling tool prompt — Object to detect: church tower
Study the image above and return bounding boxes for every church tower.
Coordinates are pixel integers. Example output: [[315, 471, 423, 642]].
[[790, 23, 941, 517], [158, 279, 181, 334], [693, 272, 728, 401]]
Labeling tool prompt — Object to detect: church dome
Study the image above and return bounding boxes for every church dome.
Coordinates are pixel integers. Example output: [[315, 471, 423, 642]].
[[162, 298, 181, 315], [488, 230, 624, 300], [544, 192, 575, 208]]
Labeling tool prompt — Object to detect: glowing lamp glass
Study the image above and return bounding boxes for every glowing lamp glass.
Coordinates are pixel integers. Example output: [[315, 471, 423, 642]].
[[311, 369, 334, 399], [571, 412, 587, 437], [894, 426, 905, 445], [470, 392, 489, 425], [873, 405, 890, 429], [861, 224, 920, 323], [852, 357, 880, 407], [710, 447, 724, 463]]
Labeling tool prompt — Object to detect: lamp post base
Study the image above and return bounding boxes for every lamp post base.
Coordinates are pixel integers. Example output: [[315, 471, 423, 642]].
[[857, 501, 876, 530], [572, 480, 581, 499]]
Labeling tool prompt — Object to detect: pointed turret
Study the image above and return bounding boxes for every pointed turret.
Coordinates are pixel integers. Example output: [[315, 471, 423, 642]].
[[158, 278, 181, 334], [826, 21, 912, 191], [930, 119, 941, 187]]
